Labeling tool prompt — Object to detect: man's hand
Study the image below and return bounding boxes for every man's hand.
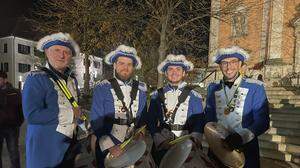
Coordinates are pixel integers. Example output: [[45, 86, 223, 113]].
[[223, 132, 243, 151], [72, 107, 82, 119], [158, 139, 171, 150], [108, 145, 123, 158], [191, 136, 202, 149], [134, 132, 145, 141]]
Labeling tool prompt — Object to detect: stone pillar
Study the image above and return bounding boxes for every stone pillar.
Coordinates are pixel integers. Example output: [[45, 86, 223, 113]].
[[268, 0, 284, 60], [208, 0, 221, 67], [294, 18, 300, 73], [259, 0, 271, 62]]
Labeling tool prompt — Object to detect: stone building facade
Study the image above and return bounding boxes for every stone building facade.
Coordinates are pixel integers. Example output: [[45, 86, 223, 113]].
[[208, 0, 300, 86]]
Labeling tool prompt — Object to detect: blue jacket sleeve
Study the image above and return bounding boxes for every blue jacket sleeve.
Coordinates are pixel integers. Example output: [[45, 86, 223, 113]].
[[187, 91, 204, 133], [248, 85, 270, 136], [146, 93, 161, 135], [135, 88, 148, 128], [204, 84, 217, 123], [136, 101, 148, 128], [90, 85, 107, 138], [22, 74, 59, 125]]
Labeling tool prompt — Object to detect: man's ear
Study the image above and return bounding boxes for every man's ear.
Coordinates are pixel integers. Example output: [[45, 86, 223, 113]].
[[239, 61, 243, 67], [44, 49, 50, 59], [182, 70, 186, 77], [44, 48, 49, 54], [164, 71, 168, 78]]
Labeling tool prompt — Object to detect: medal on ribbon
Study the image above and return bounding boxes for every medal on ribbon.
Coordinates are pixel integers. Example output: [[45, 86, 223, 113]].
[[222, 77, 242, 116], [121, 107, 127, 113], [224, 106, 234, 115]]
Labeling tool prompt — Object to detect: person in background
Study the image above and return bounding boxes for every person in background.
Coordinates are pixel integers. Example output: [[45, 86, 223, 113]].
[[0, 71, 23, 168]]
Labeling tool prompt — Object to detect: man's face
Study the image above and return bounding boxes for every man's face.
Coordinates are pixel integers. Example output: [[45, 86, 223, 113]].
[[0, 77, 5, 88], [166, 65, 186, 85], [219, 57, 242, 81], [114, 56, 134, 81], [45, 45, 72, 73]]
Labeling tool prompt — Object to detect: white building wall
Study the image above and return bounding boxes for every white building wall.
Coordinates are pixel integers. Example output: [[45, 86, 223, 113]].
[[0, 37, 14, 84], [0, 36, 40, 88]]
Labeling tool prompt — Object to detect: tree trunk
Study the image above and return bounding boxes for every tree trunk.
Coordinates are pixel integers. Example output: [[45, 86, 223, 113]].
[[83, 54, 90, 95], [157, 17, 168, 88]]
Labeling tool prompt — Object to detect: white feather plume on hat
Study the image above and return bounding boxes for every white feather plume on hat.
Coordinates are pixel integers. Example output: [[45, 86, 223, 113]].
[[157, 54, 194, 74], [104, 45, 142, 69], [36, 32, 80, 57], [212, 46, 249, 64]]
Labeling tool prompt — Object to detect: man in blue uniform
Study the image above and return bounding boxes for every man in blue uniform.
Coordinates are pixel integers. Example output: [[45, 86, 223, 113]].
[[205, 46, 270, 168], [148, 54, 205, 166], [90, 45, 149, 167], [22, 32, 82, 168]]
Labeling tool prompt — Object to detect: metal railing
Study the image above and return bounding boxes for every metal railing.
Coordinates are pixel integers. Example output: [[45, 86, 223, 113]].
[[189, 69, 217, 88], [283, 72, 300, 88]]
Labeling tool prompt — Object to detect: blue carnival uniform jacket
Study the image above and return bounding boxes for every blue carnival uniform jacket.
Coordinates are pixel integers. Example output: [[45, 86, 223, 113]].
[[90, 78, 148, 166], [205, 76, 270, 168], [22, 66, 79, 168], [147, 82, 205, 143]]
